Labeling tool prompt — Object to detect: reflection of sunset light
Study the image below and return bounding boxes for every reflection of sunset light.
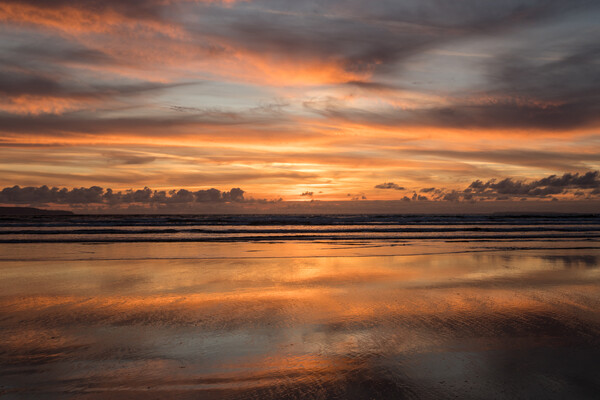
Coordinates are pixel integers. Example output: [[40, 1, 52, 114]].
[[2, 246, 599, 396]]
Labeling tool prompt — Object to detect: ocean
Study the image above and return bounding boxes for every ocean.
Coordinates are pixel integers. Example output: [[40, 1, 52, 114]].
[[1, 214, 599, 399]]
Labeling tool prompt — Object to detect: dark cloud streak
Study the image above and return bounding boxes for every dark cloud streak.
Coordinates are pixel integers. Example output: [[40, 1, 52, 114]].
[[375, 182, 405, 190]]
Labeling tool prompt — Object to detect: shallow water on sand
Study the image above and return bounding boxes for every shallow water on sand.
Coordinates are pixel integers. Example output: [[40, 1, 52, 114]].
[[1, 242, 599, 399]]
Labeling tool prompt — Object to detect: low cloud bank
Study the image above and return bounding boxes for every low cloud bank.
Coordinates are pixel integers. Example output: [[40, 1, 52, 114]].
[[2, 171, 599, 208], [431, 171, 600, 202], [378, 171, 600, 202], [0, 186, 246, 205], [467, 171, 600, 197]]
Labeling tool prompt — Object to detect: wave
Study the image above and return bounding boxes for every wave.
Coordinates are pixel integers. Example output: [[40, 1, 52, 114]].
[[1, 214, 599, 243], [2, 233, 599, 243], [1, 213, 599, 228], [2, 225, 600, 235]]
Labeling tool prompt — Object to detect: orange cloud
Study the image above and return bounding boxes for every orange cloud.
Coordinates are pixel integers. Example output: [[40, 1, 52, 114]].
[[0, 95, 89, 115], [0, 1, 245, 38], [227, 50, 370, 86], [0, 2, 184, 38]]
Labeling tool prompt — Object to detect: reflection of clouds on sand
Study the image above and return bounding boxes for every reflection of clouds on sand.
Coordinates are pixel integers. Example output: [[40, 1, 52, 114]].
[[0, 249, 599, 398], [541, 255, 599, 269]]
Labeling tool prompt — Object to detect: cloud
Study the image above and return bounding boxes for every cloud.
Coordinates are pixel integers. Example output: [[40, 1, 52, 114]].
[[0, 185, 248, 205], [417, 171, 600, 202], [0, 0, 599, 199], [207, 0, 596, 82], [468, 171, 600, 197], [0, 66, 192, 115], [105, 152, 156, 165], [299, 8, 600, 132], [371, 171, 600, 203], [307, 94, 600, 132], [5, 0, 594, 90], [405, 148, 600, 171], [441, 191, 461, 202], [375, 182, 405, 190], [411, 193, 429, 201], [0, 185, 105, 205], [300, 191, 314, 197], [0, 0, 185, 36]]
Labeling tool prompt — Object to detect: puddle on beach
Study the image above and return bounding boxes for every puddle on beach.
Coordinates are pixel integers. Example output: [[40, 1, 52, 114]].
[[1, 244, 599, 399]]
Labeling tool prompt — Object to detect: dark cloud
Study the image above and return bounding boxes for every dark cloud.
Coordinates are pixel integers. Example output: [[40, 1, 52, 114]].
[[490, 41, 600, 103], [3, 0, 598, 84], [0, 110, 288, 138], [405, 149, 600, 171], [411, 193, 429, 201], [328, 0, 593, 29], [221, 188, 245, 202], [299, 3, 600, 131], [468, 171, 600, 197], [2, 0, 598, 132], [442, 191, 461, 202], [375, 182, 405, 190], [308, 94, 600, 131], [414, 101, 599, 130], [300, 191, 314, 197], [0, 74, 62, 98], [0, 185, 247, 205], [2, 0, 567, 84], [347, 193, 367, 201], [7, 0, 565, 98], [215, 0, 596, 75], [222, 13, 430, 74], [371, 171, 600, 203], [2, 42, 118, 72], [456, 34, 600, 130], [0, 69, 191, 105], [420, 171, 600, 202], [343, 80, 401, 92], [0, 185, 105, 205], [437, 41, 600, 131], [105, 152, 156, 165]]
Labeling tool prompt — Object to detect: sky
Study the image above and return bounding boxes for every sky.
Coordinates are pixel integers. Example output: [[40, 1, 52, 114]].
[[1, 0, 599, 212]]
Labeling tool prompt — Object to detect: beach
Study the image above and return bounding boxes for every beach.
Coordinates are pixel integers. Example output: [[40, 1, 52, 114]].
[[1, 215, 599, 399]]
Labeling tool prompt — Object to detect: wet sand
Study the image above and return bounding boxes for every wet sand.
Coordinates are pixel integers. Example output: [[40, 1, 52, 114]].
[[1, 242, 599, 399]]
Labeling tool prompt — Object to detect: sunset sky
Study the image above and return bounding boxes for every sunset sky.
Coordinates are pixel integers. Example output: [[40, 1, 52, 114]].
[[1, 0, 599, 211]]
